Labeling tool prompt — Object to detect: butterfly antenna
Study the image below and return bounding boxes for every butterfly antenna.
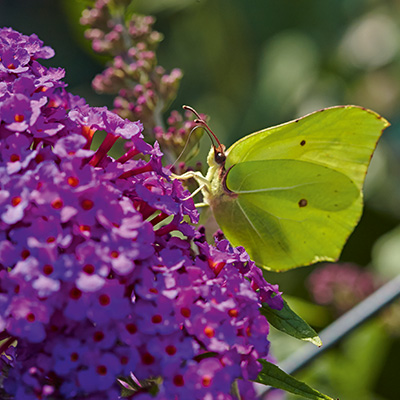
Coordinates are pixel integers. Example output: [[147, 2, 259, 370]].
[[167, 125, 202, 171], [182, 105, 202, 120], [182, 105, 225, 155]]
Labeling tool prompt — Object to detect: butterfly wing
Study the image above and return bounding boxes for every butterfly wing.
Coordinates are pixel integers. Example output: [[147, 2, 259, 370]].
[[209, 106, 389, 271], [226, 106, 388, 189]]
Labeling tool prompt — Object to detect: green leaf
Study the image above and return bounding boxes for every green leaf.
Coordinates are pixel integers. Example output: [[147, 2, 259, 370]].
[[282, 294, 330, 328], [260, 298, 322, 346], [254, 360, 335, 400]]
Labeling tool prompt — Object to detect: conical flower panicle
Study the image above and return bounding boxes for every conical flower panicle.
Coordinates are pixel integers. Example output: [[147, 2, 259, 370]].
[[0, 27, 282, 400]]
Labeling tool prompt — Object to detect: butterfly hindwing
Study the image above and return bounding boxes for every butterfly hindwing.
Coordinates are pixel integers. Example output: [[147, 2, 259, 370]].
[[220, 159, 361, 270]]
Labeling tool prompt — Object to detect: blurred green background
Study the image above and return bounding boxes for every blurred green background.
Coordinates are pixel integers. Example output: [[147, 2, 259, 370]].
[[2, 0, 400, 398]]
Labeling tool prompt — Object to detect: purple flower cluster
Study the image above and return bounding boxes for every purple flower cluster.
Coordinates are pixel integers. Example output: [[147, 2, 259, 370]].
[[308, 263, 377, 315], [0, 27, 282, 400]]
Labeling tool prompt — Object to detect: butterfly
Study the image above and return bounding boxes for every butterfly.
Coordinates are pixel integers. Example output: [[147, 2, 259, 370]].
[[176, 106, 389, 271]]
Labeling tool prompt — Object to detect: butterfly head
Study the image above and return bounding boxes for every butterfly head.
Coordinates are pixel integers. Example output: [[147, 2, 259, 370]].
[[183, 105, 226, 168], [213, 144, 226, 165]]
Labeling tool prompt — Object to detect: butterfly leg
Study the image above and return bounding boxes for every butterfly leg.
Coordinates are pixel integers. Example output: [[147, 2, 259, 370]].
[[171, 171, 211, 190], [182, 183, 205, 200], [171, 171, 212, 206]]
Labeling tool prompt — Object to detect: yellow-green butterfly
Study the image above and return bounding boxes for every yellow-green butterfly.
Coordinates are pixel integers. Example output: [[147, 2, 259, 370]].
[[177, 106, 389, 271]]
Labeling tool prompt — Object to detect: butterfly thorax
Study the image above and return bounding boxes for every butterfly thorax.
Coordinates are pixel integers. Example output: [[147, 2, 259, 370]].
[[202, 147, 237, 208]]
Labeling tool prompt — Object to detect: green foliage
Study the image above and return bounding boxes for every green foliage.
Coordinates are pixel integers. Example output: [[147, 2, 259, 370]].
[[254, 360, 334, 400], [372, 226, 400, 280], [281, 321, 391, 400], [260, 299, 322, 346]]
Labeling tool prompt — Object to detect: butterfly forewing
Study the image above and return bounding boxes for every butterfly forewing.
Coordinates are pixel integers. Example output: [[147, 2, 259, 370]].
[[226, 106, 388, 190]]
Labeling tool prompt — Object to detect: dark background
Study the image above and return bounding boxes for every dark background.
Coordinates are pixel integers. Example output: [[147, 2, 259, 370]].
[[2, 1, 400, 398]]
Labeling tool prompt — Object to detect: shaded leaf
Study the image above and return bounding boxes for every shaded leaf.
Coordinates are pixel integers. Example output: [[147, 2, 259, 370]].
[[255, 360, 335, 400], [260, 298, 322, 346]]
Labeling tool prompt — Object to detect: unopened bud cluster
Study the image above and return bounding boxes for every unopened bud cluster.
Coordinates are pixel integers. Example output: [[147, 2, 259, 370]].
[[81, 0, 205, 163], [82, 3, 179, 132]]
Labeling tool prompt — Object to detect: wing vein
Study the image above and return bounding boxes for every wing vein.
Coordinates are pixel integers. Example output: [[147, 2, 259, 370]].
[[236, 200, 265, 242], [235, 181, 322, 194]]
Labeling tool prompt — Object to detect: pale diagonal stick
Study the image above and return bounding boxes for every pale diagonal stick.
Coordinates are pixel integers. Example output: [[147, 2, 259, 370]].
[[257, 273, 400, 398]]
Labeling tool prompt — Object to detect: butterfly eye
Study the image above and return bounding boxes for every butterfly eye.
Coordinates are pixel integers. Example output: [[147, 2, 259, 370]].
[[215, 151, 226, 165]]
